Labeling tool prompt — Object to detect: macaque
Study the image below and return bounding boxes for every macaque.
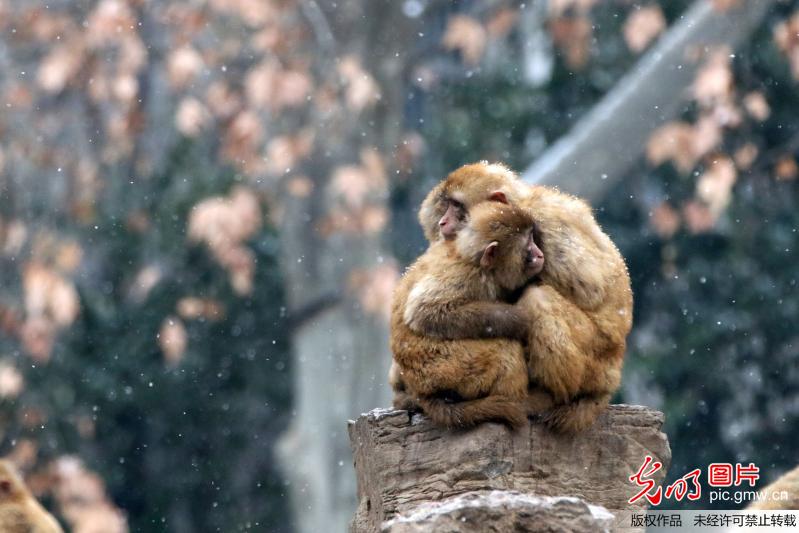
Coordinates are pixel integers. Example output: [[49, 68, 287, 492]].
[[410, 161, 633, 433], [747, 465, 799, 510], [390, 202, 545, 428], [0, 460, 64, 533]]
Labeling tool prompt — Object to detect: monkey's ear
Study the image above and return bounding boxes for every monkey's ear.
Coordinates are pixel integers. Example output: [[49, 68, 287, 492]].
[[489, 190, 508, 204], [480, 241, 499, 269]]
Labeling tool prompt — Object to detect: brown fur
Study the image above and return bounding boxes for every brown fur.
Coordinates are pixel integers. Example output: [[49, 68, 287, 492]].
[[412, 161, 633, 433], [746, 465, 799, 510], [0, 460, 63, 533], [390, 203, 537, 428]]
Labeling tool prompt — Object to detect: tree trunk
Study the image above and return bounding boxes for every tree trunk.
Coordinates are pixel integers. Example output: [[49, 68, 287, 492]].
[[349, 405, 671, 532], [522, 0, 777, 201], [275, 2, 419, 532]]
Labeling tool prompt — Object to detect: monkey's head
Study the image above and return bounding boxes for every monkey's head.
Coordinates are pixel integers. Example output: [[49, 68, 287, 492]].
[[419, 161, 527, 242], [456, 202, 545, 290], [0, 460, 29, 503]]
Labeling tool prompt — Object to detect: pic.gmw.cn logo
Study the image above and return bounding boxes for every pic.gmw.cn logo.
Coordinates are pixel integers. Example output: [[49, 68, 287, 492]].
[[629, 455, 760, 505]]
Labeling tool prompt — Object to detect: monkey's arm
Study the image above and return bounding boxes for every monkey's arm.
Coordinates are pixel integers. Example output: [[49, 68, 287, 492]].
[[406, 300, 529, 341]]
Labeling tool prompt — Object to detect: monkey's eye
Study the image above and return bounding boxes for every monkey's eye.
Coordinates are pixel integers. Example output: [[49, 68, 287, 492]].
[[450, 199, 466, 216]]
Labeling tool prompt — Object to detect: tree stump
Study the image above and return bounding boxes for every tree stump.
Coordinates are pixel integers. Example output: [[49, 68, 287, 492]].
[[348, 404, 670, 532]]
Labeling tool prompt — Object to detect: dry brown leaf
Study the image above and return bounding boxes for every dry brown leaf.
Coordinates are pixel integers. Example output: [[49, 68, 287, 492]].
[[692, 49, 733, 106], [130, 265, 162, 302], [20, 316, 55, 363], [221, 111, 264, 164], [696, 155, 736, 216], [112, 74, 138, 103], [265, 130, 314, 174], [159, 316, 187, 366], [37, 43, 84, 93], [743, 91, 770, 121], [206, 82, 241, 119], [2, 220, 27, 257], [286, 176, 314, 198], [348, 263, 399, 322], [244, 60, 278, 110], [549, 15, 592, 69], [486, 8, 518, 38], [224, 246, 256, 295], [177, 297, 225, 321], [713, 0, 741, 12], [188, 187, 261, 295], [23, 263, 79, 327], [646, 121, 696, 173], [52, 457, 128, 533], [650, 202, 680, 239], [55, 242, 83, 273], [331, 166, 372, 208], [360, 206, 389, 234], [338, 56, 380, 111], [682, 200, 716, 234], [691, 115, 723, 162], [167, 45, 204, 89], [734, 143, 758, 170], [549, 0, 597, 16], [0, 362, 23, 398], [442, 15, 487, 66], [278, 69, 312, 109], [775, 156, 798, 181], [360, 148, 387, 187], [7, 439, 37, 470], [86, 0, 137, 44], [623, 5, 666, 53], [3, 83, 33, 109], [175, 98, 210, 137]]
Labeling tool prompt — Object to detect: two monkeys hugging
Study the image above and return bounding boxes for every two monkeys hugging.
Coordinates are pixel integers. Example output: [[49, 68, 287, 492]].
[[388, 162, 633, 433]]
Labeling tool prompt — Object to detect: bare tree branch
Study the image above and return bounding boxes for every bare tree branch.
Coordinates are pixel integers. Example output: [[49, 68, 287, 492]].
[[522, 0, 778, 201]]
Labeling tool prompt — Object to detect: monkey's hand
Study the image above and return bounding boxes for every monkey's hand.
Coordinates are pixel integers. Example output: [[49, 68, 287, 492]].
[[407, 301, 529, 341]]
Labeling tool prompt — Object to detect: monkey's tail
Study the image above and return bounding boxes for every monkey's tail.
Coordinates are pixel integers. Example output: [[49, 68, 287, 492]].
[[542, 393, 611, 433], [418, 395, 526, 429]]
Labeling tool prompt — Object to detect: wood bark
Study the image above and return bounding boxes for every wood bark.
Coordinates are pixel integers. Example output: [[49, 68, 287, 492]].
[[349, 405, 670, 532]]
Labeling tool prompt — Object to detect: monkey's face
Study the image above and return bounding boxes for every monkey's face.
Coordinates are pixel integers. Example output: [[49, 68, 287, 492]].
[[419, 162, 524, 242], [523, 229, 545, 277], [437, 198, 467, 239]]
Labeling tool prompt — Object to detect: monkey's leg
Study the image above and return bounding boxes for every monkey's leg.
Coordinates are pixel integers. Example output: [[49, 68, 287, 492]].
[[542, 393, 612, 433], [388, 361, 421, 412], [417, 340, 529, 429], [418, 394, 527, 429], [519, 285, 596, 403], [526, 385, 555, 416]]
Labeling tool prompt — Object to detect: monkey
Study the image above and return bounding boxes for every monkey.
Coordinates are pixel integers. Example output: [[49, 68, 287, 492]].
[[746, 465, 799, 510], [406, 161, 633, 433], [390, 201, 546, 428], [0, 460, 64, 533]]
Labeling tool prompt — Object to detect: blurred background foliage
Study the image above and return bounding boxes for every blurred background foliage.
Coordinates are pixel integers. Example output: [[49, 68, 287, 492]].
[[1, 0, 798, 531]]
